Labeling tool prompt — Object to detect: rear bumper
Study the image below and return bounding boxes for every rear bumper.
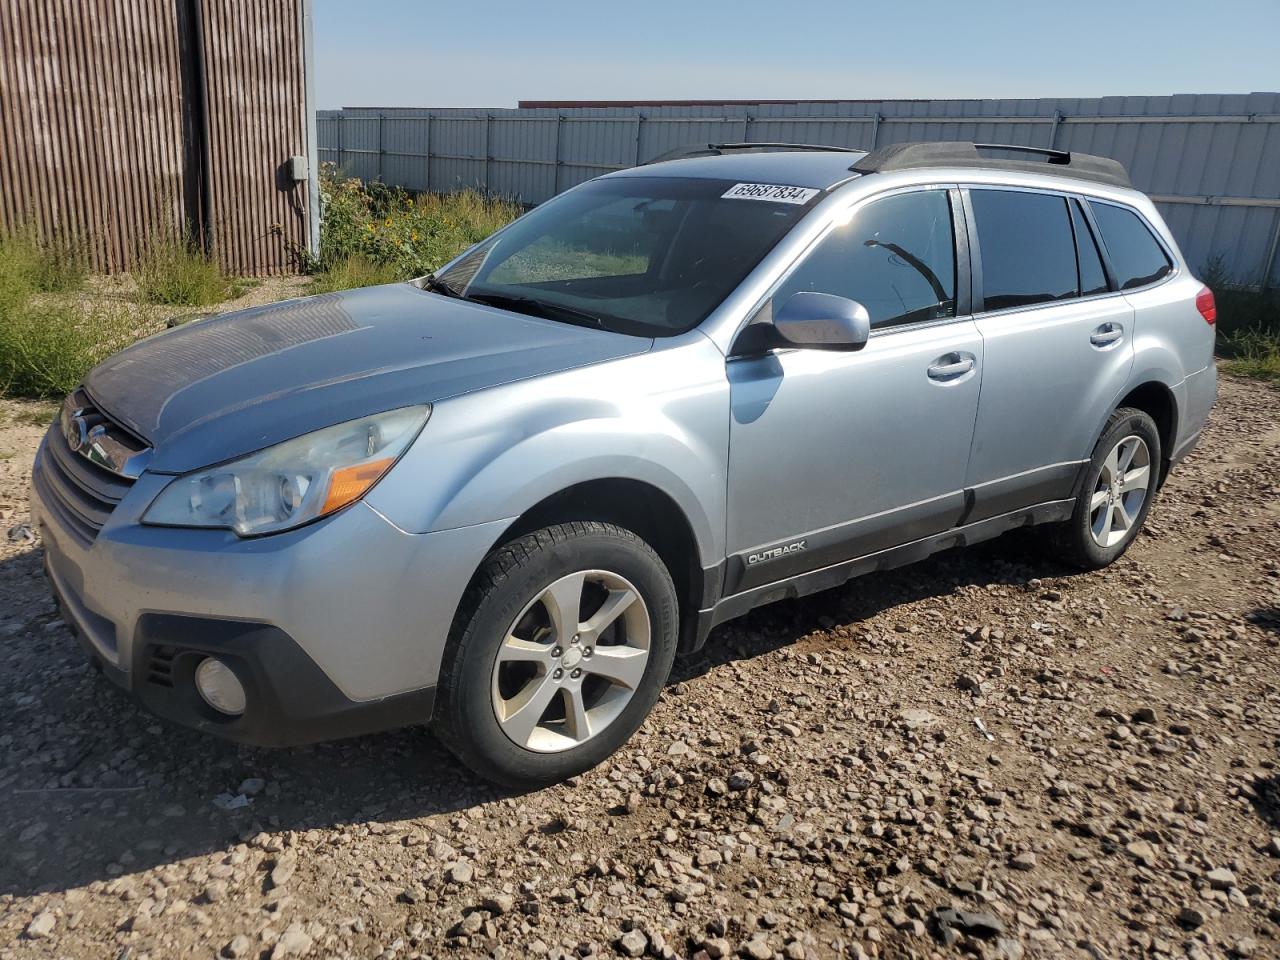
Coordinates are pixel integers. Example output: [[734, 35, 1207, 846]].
[[1170, 362, 1217, 467]]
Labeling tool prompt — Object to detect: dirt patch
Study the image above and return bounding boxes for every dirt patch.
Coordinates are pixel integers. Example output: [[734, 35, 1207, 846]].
[[2, 371, 1279, 959]]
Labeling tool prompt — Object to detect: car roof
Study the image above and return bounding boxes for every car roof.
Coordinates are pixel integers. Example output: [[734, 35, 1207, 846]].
[[604, 150, 869, 191]]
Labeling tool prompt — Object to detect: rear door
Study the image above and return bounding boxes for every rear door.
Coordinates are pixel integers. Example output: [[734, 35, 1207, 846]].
[[724, 187, 983, 595], [962, 187, 1134, 520]]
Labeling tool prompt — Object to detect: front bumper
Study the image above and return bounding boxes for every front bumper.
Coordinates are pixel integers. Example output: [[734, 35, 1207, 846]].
[[56, 599, 438, 747], [31, 432, 513, 745]]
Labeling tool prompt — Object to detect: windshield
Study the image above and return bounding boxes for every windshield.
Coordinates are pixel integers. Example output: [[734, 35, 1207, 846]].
[[432, 176, 819, 337]]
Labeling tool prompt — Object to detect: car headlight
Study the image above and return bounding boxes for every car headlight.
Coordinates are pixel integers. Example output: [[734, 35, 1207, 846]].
[[143, 406, 430, 536]]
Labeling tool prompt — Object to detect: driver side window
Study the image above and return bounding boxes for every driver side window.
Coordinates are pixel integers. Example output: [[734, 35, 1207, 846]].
[[772, 189, 957, 329]]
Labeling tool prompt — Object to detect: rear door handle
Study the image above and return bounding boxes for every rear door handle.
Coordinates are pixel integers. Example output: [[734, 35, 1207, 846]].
[[1090, 322, 1124, 347], [927, 354, 975, 380]]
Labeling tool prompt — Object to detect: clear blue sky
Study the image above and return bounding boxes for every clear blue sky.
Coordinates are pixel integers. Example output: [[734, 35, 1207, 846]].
[[313, 0, 1279, 109]]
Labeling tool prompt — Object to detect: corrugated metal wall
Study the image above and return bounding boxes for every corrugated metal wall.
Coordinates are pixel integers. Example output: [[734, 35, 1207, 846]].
[[319, 94, 1280, 287], [0, 0, 186, 273], [0, 0, 313, 276], [199, 0, 311, 274]]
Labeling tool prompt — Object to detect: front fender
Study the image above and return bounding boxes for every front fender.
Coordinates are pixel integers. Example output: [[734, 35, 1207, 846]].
[[366, 338, 730, 565]]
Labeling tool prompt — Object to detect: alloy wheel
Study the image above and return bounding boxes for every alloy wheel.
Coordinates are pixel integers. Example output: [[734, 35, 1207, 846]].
[[490, 570, 651, 753], [1089, 434, 1152, 548]]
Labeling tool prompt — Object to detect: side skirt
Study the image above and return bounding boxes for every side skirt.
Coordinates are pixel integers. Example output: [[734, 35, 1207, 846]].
[[686, 499, 1074, 651]]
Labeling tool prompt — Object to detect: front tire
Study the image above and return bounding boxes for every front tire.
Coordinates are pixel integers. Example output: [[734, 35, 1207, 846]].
[[434, 522, 679, 789], [1045, 407, 1161, 570]]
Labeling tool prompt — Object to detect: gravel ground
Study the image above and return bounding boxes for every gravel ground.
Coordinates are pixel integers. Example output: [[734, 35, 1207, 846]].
[[1, 370, 1278, 960]]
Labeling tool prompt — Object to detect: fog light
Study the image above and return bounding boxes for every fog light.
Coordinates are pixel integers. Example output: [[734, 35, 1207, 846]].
[[194, 657, 246, 715]]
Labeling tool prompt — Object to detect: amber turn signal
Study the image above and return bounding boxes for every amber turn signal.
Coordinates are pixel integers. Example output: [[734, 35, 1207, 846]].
[[321, 457, 396, 514]]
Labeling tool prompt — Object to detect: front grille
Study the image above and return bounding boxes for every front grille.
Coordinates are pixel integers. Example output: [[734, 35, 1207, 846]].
[[36, 392, 140, 544]]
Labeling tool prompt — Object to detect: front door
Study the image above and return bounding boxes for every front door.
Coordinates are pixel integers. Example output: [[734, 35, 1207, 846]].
[[724, 187, 983, 596]]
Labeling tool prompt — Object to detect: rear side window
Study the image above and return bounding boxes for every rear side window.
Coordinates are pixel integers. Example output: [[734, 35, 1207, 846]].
[[771, 189, 956, 329], [971, 190, 1078, 310], [1088, 201, 1173, 290], [1070, 199, 1109, 297]]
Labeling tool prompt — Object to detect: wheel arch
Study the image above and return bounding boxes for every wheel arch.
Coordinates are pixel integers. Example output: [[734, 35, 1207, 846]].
[[493, 478, 713, 653], [1114, 380, 1179, 484]]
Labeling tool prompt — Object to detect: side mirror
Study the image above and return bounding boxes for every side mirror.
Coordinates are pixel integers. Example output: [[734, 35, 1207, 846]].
[[773, 292, 871, 351]]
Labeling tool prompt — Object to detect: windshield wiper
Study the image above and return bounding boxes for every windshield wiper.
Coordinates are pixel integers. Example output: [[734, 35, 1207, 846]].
[[421, 273, 465, 299], [466, 292, 608, 329]]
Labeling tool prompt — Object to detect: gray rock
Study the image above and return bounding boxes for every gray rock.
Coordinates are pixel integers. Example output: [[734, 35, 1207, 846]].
[[25, 910, 56, 940], [617, 928, 647, 957], [271, 924, 313, 958], [270, 854, 297, 888], [1126, 839, 1157, 868], [899, 708, 938, 730], [482, 893, 515, 915], [223, 934, 253, 959], [1206, 866, 1236, 890]]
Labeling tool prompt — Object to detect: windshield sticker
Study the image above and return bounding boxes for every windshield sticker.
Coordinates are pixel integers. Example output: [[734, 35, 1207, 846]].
[[721, 182, 820, 204]]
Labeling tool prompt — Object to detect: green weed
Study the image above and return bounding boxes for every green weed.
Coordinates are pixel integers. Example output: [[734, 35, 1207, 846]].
[[135, 231, 235, 306], [307, 254, 403, 294], [0, 225, 87, 297], [307, 166, 521, 282], [0, 298, 133, 400], [1202, 254, 1280, 382]]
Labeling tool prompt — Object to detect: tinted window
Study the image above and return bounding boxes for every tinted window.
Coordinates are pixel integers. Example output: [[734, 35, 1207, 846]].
[[1071, 199, 1109, 296], [771, 190, 956, 329], [1089, 201, 1172, 290], [971, 190, 1078, 310]]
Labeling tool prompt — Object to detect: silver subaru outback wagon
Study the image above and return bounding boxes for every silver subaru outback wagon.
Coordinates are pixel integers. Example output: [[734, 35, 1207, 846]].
[[30, 141, 1217, 787]]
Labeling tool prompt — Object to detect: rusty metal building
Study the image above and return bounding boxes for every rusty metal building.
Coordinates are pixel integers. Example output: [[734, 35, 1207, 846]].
[[0, 0, 318, 276]]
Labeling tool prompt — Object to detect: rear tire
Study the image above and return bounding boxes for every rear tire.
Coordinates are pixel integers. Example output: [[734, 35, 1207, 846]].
[[434, 522, 678, 789], [1044, 407, 1161, 570]]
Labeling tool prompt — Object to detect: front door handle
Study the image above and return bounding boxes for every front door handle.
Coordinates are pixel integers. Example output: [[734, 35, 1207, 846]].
[[927, 353, 975, 380], [1090, 322, 1124, 347]]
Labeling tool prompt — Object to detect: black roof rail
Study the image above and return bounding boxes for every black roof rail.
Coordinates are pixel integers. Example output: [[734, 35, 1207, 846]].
[[642, 141, 862, 165], [851, 141, 1132, 189]]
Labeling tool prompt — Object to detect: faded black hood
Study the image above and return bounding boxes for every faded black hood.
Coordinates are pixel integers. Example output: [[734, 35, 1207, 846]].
[[85, 283, 651, 474]]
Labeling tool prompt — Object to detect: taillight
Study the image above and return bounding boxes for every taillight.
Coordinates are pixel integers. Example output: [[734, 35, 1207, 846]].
[[1196, 286, 1217, 325]]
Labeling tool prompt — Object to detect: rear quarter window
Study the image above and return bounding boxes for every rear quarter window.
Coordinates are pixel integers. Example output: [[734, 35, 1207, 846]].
[[1088, 201, 1173, 290]]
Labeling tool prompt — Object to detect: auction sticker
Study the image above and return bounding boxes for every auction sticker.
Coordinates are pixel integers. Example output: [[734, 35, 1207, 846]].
[[721, 182, 820, 204]]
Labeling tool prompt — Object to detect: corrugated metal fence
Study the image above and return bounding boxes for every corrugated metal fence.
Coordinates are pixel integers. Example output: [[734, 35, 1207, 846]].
[[0, 0, 314, 276], [318, 94, 1280, 287]]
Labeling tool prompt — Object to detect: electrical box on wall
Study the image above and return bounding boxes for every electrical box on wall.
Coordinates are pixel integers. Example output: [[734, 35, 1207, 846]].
[[288, 155, 308, 181]]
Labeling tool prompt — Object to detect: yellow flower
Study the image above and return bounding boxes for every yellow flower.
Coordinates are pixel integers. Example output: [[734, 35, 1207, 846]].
[[365, 224, 374, 232], [410, 232, 418, 241], [384, 217, 392, 227]]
